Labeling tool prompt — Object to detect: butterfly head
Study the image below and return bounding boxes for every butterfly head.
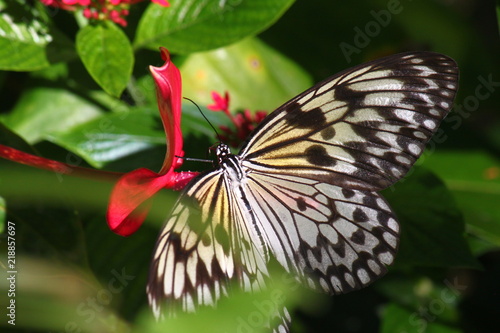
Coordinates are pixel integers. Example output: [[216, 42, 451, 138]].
[[215, 143, 231, 163]]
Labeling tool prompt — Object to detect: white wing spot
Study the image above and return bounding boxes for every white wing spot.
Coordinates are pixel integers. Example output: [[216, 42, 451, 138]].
[[330, 276, 343, 292], [376, 198, 390, 211], [429, 108, 441, 116], [387, 218, 399, 233], [319, 278, 329, 291], [395, 155, 411, 164], [413, 130, 427, 139], [383, 232, 398, 248], [423, 119, 436, 129], [315, 193, 328, 205], [367, 259, 381, 274], [344, 272, 356, 288], [357, 268, 371, 284], [319, 224, 339, 244], [424, 78, 438, 89], [408, 143, 422, 155], [296, 91, 315, 105], [441, 101, 450, 109], [378, 251, 394, 265], [296, 215, 319, 246], [317, 80, 337, 94], [173, 263, 185, 298]]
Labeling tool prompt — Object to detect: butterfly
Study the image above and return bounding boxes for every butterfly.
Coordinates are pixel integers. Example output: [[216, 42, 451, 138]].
[[147, 52, 459, 331]]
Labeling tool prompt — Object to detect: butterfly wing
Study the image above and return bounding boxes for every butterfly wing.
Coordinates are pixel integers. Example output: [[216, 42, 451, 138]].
[[238, 52, 458, 293], [147, 169, 269, 316], [242, 167, 399, 294], [147, 170, 290, 331], [240, 52, 458, 191]]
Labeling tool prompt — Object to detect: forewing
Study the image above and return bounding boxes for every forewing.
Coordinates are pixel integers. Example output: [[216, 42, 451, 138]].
[[147, 170, 267, 318], [240, 52, 458, 191], [243, 168, 399, 294]]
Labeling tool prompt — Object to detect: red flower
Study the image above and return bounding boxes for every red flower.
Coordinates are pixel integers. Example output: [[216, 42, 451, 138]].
[[1, 49, 268, 238], [209, 91, 268, 147], [0, 48, 197, 237], [207, 91, 230, 113], [40, 0, 170, 27], [106, 48, 198, 236]]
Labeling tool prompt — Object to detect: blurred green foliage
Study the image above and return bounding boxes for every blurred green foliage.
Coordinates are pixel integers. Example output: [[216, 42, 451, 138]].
[[1, 0, 499, 332]]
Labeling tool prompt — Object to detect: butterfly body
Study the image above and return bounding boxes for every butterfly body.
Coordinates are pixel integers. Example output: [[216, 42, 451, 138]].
[[147, 52, 459, 331]]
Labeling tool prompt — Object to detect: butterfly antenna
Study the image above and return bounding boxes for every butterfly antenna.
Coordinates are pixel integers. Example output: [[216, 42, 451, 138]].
[[183, 97, 222, 143], [175, 155, 212, 163]]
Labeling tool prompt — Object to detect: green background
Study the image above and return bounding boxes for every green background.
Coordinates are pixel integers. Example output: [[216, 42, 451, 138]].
[[1, 0, 499, 332]]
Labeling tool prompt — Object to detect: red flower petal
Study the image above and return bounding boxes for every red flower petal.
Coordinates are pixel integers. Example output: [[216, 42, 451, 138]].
[[173, 171, 199, 190], [107, 48, 189, 236], [106, 169, 199, 236], [150, 47, 184, 172], [151, 0, 170, 6], [207, 91, 230, 112], [106, 168, 176, 236]]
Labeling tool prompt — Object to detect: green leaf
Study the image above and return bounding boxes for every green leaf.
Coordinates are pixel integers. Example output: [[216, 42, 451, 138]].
[[180, 37, 312, 112], [0, 257, 129, 332], [424, 151, 500, 247], [0, 1, 52, 71], [46, 104, 230, 169], [180, 102, 233, 139], [0, 122, 35, 152], [134, 264, 307, 333], [48, 107, 164, 169], [76, 22, 134, 97], [383, 168, 479, 268], [2, 87, 103, 144], [134, 0, 295, 53]]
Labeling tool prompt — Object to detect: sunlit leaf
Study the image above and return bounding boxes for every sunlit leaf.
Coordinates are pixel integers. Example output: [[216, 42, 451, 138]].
[[0, 0, 74, 71], [135, 0, 295, 53], [46, 104, 230, 169], [180, 37, 312, 111], [77, 22, 134, 97], [2, 87, 103, 144], [425, 151, 500, 247]]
